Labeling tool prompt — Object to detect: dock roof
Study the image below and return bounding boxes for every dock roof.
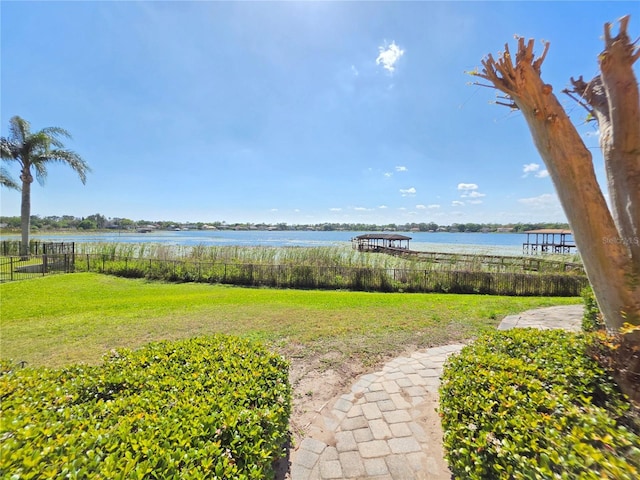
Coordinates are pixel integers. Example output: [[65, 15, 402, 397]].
[[524, 229, 573, 234], [354, 234, 412, 240]]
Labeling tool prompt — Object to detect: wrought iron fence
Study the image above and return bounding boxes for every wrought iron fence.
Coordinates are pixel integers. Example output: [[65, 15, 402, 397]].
[[1, 241, 75, 256], [74, 254, 588, 296], [0, 254, 75, 282], [0, 249, 588, 296]]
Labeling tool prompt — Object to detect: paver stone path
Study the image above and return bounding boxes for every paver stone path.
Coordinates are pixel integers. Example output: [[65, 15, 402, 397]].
[[288, 304, 584, 479]]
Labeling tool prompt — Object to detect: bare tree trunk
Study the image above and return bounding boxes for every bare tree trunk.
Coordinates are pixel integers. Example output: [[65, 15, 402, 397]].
[[475, 17, 640, 402], [599, 18, 640, 261]]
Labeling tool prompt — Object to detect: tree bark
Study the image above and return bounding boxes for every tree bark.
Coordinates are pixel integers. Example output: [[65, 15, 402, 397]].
[[599, 17, 640, 262], [476, 35, 640, 330], [475, 19, 640, 402], [20, 167, 32, 257]]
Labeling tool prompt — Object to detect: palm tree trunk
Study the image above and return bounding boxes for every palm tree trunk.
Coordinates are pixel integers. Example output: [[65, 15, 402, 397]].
[[20, 177, 31, 257]]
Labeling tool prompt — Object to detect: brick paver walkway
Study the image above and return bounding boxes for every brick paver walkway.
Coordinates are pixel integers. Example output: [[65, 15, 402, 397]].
[[289, 304, 584, 479]]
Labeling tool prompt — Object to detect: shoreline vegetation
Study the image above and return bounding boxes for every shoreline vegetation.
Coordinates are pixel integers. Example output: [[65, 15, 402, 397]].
[[1, 241, 587, 296], [0, 215, 571, 233], [3, 241, 583, 274]]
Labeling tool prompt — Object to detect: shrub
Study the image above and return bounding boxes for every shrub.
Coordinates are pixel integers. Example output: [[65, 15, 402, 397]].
[[1, 335, 291, 479], [440, 329, 639, 479], [581, 285, 605, 332]]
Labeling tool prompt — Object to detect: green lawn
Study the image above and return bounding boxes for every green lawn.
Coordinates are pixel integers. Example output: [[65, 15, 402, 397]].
[[0, 273, 582, 368]]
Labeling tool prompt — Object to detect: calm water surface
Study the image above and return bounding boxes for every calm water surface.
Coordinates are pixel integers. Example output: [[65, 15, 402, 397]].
[[0, 230, 561, 256]]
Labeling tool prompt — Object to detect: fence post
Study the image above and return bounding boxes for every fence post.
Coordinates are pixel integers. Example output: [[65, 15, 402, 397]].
[[10, 257, 14, 281]]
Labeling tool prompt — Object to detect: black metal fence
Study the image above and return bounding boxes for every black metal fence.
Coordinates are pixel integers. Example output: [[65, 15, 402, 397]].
[[0, 254, 75, 282], [73, 254, 588, 296], [0, 241, 75, 256], [0, 246, 588, 295]]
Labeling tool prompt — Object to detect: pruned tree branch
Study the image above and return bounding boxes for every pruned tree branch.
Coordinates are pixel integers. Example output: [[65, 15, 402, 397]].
[[598, 15, 640, 262], [475, 16, 640, 338]]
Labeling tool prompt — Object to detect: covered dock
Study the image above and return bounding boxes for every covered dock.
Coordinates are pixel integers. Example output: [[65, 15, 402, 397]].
[[352, 234, 412, 252], [523, 229, 576, 254]]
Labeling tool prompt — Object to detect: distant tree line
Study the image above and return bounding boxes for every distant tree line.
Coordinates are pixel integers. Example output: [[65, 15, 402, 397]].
[[0, 215, 570, 234]]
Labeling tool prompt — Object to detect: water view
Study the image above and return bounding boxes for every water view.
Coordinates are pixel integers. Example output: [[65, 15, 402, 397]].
[[0, 230, 561, 257]]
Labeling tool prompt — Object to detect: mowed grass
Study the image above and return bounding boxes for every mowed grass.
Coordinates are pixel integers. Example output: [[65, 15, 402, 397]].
[[0, 273, 581, 368]]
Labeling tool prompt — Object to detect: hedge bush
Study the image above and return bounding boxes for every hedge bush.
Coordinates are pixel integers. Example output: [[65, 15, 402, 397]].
[[581, 286, 604, 332], [440, 329, 639, 479], [0, 335, 291, 479]]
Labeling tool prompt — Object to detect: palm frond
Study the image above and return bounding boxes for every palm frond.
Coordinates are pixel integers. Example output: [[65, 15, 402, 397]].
[[3, 116, 91, 186], [20, 132, 51, 162], [33, 160, 48, 186], [41, 126, 71, 139], [0, 166, 20, 190], [42, 149, 92, 184], [41, 127, 72, 149], [8, 116, 30, 144], [1, 138, 18, 161]]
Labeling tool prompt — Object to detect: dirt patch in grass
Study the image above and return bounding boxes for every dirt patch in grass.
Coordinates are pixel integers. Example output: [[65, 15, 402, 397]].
[[286, 348, 365, 445]]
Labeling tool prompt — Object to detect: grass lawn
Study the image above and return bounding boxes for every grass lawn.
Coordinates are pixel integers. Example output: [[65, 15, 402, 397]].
[[0, 273, 582, 368]]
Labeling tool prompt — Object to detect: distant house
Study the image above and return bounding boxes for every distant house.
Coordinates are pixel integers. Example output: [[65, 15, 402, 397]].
[[496, 227, 514, 233]]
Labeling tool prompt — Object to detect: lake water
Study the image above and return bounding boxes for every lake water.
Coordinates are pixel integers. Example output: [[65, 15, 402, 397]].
[[0, 230, 557, 256]]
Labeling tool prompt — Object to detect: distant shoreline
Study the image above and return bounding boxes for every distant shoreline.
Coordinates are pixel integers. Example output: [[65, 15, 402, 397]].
[[0, 229, 579, 260]]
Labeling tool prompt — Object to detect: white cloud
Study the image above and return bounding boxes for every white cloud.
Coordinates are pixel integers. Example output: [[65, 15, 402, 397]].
[[351, 65, 359, 76], [329, 207, 342, 212], [416, 204, 426, 209], [376, 41, 405, 73], [457, 183, 478, 191], [467, 191, 486, 198], [452, 200, 465, 207], [385, 166, 408, 178], [270, 208, 278, 212], [378, 205, 388, 209], [518, 193, 557, 208], [354, 207, 368, 211], [400, 187, 416, 196], [522, 163, 549, 178], [427, 204, 441, 209], [468, 200, 483, 205], [459, 185, 485, 199]]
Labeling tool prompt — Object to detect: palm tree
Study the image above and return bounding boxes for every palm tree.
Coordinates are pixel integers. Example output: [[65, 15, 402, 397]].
[[1, 116, 91, 255]]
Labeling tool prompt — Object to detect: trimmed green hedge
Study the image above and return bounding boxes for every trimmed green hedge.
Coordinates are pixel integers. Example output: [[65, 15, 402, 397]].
[[0, 335, 291, 479], [440, 329, 639, 479], [581, 286, 605, 332]]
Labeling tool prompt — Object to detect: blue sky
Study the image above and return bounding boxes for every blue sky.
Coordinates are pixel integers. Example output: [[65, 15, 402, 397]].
[[1, 1, 635, 225]]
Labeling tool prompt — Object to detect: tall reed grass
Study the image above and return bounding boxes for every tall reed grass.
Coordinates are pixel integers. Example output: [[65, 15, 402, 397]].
[[73, 242, 581, 274], [67, 242, 588, 296]]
